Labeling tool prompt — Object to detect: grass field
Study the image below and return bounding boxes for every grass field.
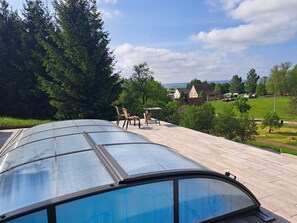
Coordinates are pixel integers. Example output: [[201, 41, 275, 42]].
[[257, 124, 297, 146], [210, 96, 297, 121], [245, 139, 297, 156], [0, 117, 51, 129]]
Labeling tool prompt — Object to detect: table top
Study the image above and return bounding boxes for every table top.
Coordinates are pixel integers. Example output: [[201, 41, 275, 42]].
[[143, 107, 162, 111]]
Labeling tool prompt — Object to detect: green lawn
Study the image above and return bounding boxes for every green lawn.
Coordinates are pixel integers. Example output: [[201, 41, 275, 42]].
[[245, 139, 297, 156], [0, 117, 51, 129], [257, 124, 297, 146], [210, 96, 297, 121]]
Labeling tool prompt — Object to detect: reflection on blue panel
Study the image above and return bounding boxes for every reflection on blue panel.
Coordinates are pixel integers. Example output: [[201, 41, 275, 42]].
[[0, 139, 54, 174], [0, 159, 56, 215], [56, 181, 174, 223], [7, 210, 48, 223], [57, 151, 114, 196], [179, 178, 255, 223]]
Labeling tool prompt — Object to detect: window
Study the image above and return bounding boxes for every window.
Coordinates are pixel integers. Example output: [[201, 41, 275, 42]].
[[56, 181, 174, 223], [6, 210, 48, 223], [179, 178, 255, 223]]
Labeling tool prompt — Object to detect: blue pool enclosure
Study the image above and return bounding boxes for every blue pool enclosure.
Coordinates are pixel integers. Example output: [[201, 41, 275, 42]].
[[0, 120, 274, 223]]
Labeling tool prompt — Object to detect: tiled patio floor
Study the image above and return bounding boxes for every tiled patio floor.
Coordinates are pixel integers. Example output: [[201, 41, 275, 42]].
[[125, 120, 297, 223]]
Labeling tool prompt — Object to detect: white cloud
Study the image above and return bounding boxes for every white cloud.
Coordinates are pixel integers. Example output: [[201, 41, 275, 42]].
[[101, 9, 120, 19], [97, 0, 117, 4], [113, 43, 271, 83], [193, 0, 297, 51]]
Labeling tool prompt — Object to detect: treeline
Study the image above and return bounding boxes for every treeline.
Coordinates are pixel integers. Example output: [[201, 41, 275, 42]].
[[186, 68, 260, 95], [0, 0, 121, 120], [188, 64, 297, 99]]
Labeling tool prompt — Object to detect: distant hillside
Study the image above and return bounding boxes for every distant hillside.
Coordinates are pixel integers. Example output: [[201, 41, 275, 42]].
[[163, 80, 229, 89], [162, 82, 188, 89]]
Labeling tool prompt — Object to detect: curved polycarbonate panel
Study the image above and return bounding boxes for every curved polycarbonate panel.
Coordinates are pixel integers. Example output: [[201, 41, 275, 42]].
[[55, 134, 91, 154], [56, 181, 174, 223], [52, 120, 76, 129], [13, 120, 116, 150], [105, 144, 206, 175], [6, 210, 48, 223], [179, 178, 256, 222], [86, 119, 112, 125], [57, 151, 114, 196], [78, 125, 121, 132], [0, 151, 115, 216], [0, 134, 92, 174], [24, 127, 81, 144], [0, 139, 54, 174], [0, 158, 56, 215], [89, 132, 147, 145], [17, 131, 54, 148]]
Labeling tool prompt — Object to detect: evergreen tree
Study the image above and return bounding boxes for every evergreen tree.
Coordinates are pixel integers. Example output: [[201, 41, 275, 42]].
[[229, 75, 244, 93], [0, 0, 25, 116], [245, 68, 259, 93], [38, 0, 121, 119], [21, 0, 56, 118]]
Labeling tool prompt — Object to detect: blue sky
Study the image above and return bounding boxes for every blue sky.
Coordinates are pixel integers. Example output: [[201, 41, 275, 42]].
[[8, 0, 297, 83]]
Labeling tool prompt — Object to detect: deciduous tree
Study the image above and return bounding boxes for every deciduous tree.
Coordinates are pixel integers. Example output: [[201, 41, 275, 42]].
[[130, 62, 154, 105], [214, 106, 239, 140], [186, 78, 202, 89], [261, 112, 282, 133], [199, 90, 206, 101], [234, 97, 251, 114], [180, 103, 215, 133], [116, 63, 170, 116], [267, 62, 291, 95]]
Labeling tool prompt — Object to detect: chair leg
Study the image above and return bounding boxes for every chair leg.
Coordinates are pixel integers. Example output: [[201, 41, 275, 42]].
[[138, 118, 140, 128], [116, 117, 119, 125], [126, 120, 129, 129], [123, 120, 126, 128]]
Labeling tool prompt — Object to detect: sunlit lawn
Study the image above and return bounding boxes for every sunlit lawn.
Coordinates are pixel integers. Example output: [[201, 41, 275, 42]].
[[210, 96, 297, 121], [246, 139, 297, 156], [0, 117, 51, 128], [257, 124, 297, 146]]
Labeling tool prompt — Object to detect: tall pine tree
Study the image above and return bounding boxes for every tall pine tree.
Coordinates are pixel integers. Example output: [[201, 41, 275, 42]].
[[38, 0, 121, 119], [245, 68, 259, 93], [20, 0, 56, 118], [0, 0, 26, 117]]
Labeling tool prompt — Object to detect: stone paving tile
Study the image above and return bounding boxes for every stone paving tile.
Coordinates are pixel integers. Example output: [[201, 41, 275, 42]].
[[126, 121, 297, 222]]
